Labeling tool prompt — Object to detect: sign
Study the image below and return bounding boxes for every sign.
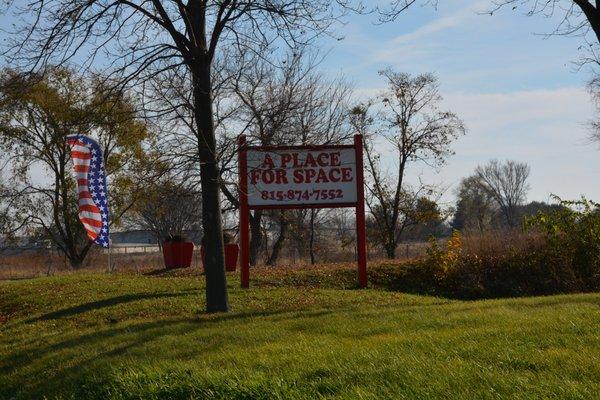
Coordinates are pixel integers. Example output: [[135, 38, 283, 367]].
[[237, 136, 367, 289], [246, 147, 357, 207]]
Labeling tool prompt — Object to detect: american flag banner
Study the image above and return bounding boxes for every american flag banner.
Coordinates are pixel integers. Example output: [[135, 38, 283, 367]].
[[66, 134, 110, 248]]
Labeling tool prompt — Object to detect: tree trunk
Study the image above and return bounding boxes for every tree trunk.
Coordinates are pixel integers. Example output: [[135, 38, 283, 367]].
[[249, 210, 263, 266], [192, 60, 228, 313], [575, 2, 600, 43], [502, 205, 516, 229], [68, 256, 83, 270], [384, 234, 397, 259], [309, 209, 316, 265], [64, 240, 92, 270], [267, 212, 287, 266]]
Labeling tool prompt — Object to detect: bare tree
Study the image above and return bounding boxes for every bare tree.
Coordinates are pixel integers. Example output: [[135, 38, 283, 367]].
[[128, 179, 202, 246], [307, 209, 320, 264], [1, 0, 365, 312], [218, 49, 353, 266], [377, 1, 437, 22], [351, 70, 465, 258], [491, 1, 600, 43], [490, 2, 600, 149], [267, 208, 330, 265], [140, 48, 353, 267], [587, 74, 600, 145], [142, 54, 241, 191], [475, 159, 530, 228]]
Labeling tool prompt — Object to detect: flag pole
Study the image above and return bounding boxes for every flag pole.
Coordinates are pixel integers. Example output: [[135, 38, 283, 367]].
[[108, 238, 112, 273]]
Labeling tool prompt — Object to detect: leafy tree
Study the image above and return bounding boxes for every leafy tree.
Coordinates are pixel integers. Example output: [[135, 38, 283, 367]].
[[367, 195, 442, 252], [526, 196, 600, 283], [0, 68, 153, 268], [402, 197, 447, 241], [0, 172, 12, 236], [452, 175, 496, 232], [518, 201, 566, 218]]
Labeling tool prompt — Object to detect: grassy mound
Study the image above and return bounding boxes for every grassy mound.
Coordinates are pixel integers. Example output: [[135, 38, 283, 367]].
[[1, 272, 599, 399]]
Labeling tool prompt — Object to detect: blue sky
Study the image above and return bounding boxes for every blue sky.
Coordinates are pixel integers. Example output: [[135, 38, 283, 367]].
[[317, 0, 599, 205], [1, 0, 598, 206]]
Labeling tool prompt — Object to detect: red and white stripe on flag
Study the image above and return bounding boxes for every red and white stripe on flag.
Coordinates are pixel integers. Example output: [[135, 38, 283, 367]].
[[67, 138, 103, 241]]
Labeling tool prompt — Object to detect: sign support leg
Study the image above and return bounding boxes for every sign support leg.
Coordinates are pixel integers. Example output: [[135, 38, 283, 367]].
[[238, 135, 250, 288], [354, 135, 368, 288]]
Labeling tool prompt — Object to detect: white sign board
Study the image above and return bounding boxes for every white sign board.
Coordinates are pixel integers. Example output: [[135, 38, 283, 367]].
[[246, 147, 358, 207]]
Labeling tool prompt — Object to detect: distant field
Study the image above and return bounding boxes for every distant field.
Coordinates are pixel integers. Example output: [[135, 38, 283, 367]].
[[0, 242, 430, 280], [1, 271, 599, 399]]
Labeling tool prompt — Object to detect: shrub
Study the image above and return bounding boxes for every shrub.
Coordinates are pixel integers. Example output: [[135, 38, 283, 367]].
[[525, 197, 600, 289], [164, 234, 188, 243], [200, 232, 234, 246], [425, 230, 462, 279], [378, 198, 600, 299]]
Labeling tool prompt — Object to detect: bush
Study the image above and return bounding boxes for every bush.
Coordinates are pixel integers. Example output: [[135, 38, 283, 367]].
[[164, 234, 188, 243], [525, 197, 600, 283], [375, 199, 600, 299], [200, 232, 234, 246]]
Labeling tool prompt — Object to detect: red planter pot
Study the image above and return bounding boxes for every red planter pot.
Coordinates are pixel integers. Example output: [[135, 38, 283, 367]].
[[162, 241, 194, 269], [201, 243, 239, 272]]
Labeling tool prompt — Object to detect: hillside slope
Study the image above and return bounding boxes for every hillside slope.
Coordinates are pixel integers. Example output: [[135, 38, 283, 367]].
[[1, 273, 599, 399]]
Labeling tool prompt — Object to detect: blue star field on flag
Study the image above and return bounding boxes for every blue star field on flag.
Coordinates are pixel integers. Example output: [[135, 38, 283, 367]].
[[66, 134, 110, 248]]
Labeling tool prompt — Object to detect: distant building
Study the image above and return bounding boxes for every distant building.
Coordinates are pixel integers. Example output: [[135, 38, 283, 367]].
[[110, 230, 157, 245], [110, 230, 203, 245], [0, 236, 53, 255], [0, 230, 205, 255]]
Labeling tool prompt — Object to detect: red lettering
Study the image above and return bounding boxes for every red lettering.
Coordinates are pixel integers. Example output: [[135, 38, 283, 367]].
[[306, 169, 317, 182], [305, 153, 318, 167], [275, 169, 288, 184], [281, 153, 292, 168], [341, 168, 352, 182], [261, 154, 275, 169], [262, 170, 275, 184], [329, 168, 341, 182], [317, 153, 329, 167], [293, 170, 304, 183], [330, 152, 341, 166], [315, 169, 328, 183]]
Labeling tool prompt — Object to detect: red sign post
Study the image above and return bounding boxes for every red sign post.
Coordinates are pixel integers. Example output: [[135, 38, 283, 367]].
[[237, 135, 367, 288]]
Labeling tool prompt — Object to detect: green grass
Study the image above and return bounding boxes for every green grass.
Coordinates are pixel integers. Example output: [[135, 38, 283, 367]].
[[1, 271, 599, 399]]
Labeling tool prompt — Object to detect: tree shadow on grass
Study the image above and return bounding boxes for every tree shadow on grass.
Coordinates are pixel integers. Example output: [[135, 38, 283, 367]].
[[22, 289, 200, 323], [142, 267, 200, 277], [1, 308, 336, 399]]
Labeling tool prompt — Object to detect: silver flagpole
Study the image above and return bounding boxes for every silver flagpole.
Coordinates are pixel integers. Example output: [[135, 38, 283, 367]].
[[108, 238, 112, 272]]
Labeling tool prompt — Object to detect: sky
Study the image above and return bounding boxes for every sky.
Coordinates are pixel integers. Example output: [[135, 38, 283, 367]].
[[316, 0, 599, 206], [0, 0, 598, 207]]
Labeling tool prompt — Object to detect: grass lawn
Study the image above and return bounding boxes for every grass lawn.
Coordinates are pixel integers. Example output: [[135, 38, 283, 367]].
[[1, 270, 599, 399]]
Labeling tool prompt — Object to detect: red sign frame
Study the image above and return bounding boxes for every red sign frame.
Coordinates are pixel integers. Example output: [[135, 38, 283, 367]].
[[237, 135, 367, 288]]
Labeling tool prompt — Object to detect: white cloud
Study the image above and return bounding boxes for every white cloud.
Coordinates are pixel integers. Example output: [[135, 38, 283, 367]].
[[369, 0, 490, 65], [445, 87, 591, 141], [367, 85, 599, 204]]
